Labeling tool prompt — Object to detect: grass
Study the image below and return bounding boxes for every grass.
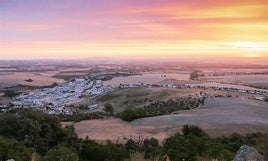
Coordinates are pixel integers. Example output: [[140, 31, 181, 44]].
[[96, 87, 179, 112], [96, 92, 121, 102], [96, 87, 150, 102], [148, 91, 169, 100], [125, 88, 150, 98]]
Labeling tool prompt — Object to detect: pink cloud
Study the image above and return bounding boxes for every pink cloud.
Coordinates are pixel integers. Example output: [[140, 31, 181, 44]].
[[1, 22, 56, 31]]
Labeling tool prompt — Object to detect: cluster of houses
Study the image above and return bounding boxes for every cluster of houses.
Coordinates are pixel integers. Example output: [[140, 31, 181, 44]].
[[12, 77, 110, 115], [6, 69, 142, 114]]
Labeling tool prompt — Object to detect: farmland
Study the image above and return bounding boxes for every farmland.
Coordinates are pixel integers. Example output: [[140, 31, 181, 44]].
[[68, 75, 268, 142], [95, 84, 267, 112], [201, 73, 268, 89], [96, 87, 173, 112], [103, 73, 191, 86], [0, 72, 64, 87], [68, 97, 268, 143], [132, 97, 268, 128]]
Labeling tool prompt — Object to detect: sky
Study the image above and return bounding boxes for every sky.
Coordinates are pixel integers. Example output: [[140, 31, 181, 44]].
[[0, 0, 268, 60]]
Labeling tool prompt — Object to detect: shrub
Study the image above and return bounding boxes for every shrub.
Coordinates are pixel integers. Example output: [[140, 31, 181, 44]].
[[42, 146, 79, 161], [104, 103, 114, 114], [0, 136, 34, 161], [3, 90, 19, 98]]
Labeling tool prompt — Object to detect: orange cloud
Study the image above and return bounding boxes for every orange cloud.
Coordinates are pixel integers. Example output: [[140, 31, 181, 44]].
[[1, 0, 268, 59], [1, 40, 267, 59]]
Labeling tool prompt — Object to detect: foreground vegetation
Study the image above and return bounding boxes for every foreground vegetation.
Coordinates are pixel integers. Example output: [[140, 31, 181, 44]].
[[0, 109, 267, 161]]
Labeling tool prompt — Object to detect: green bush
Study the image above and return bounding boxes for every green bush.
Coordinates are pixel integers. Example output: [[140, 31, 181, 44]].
[[58, 111, 109, 122], [80, 139, 128, 161], [0, 109, 76, 154], [119, 98, 202, 121], [3, 90, 19, 98], [164, 126, 240, 161], [0, 109, 267, 161], [0, 136, 34, 161], [119, 108, 146, 122], [104, 103, 114, 114], [42, 146, 79, 161]]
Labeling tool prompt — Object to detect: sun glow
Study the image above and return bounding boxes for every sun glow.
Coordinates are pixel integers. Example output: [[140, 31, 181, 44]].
[[231, 42, 264, 57], [234, 42, 261, 51], [1, 1, 268, 60]]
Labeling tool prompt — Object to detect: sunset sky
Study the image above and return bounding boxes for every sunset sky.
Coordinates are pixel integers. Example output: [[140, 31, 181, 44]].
[[0, 0, 268, 60]]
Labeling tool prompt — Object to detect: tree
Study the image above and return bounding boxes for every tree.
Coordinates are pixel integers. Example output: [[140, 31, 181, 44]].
[[182, 125, 208, 138], [119, 108, 146, 122], [24, 79, 33, 82], [41, 146, 79, 161], [0, 109, 77, 154], [264, 96, 268, 102], [0, 136, 34, 161], [143, 138, 161, 160], [104, 103, 114, 115], [162, 125, 249, 161], [80, 139, 127, 161], [3, 90, 19, 98], [190, 71, 199, 80]]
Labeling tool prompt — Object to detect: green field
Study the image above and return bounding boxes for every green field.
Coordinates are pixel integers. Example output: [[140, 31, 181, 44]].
[[96, 86, 175, 112]]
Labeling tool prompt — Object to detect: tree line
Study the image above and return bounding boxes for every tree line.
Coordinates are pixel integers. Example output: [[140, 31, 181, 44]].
[[118, 97, 204, 122]]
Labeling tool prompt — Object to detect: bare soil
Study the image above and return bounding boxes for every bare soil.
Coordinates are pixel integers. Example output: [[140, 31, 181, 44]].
[[201, 74, 268, 89], [63, 118, 173, 143], [66, 98, 268, 143], [0, 72, 63, 87]]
